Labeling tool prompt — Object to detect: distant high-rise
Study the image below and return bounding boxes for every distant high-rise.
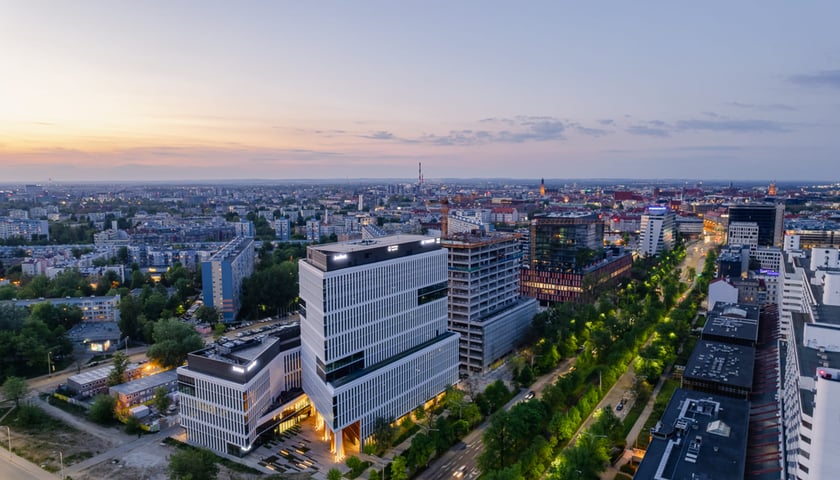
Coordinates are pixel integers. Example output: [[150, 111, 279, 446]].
[[539, 178, 546, 196], [298, 235, 459, 459], [638, 206, 676, 257], [727, 203, 784, 247]]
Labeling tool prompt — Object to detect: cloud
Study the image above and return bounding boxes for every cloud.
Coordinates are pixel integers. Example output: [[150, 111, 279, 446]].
[[569, 123, 610, 137], [363, 116, 576, 146], [626, 124, 671, 137], [361, 130, 397, 140], [789, 69, 840, 89], [674, 118, 790, 133], [421, 130, 495, 146], [598, 119, 615, 126], [728, 101, 796, 112], [671, 145, 747, 152]]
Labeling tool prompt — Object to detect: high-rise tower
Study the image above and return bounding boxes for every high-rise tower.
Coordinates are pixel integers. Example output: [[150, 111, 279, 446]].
[[298, 235, 459, 459]]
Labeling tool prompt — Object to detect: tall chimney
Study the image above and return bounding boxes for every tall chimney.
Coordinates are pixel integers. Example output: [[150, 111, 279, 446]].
[[441, 197, 449, 239]]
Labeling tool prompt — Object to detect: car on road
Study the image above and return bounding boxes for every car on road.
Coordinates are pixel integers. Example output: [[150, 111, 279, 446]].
[[616, 398, 627, 411], [454, 465, 467, 477], [524, 391, 536, 400]]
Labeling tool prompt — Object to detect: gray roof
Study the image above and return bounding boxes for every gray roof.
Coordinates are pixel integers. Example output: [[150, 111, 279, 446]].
[[636, 388, 749, 480], [683, 341, 755, 390], [109, 370, 177, 396], [310, 234, 432, 254]]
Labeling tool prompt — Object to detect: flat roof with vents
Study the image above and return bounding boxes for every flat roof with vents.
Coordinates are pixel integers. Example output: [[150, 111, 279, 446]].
[[636, 388, 749, 480]]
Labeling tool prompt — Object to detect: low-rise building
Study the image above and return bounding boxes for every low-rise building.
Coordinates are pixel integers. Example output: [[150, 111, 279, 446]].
[[178, 325, 302, 456]]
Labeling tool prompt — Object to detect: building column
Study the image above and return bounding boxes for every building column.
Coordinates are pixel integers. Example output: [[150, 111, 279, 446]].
[[314, 410, 324, 431], [334, 428, 344, 462]]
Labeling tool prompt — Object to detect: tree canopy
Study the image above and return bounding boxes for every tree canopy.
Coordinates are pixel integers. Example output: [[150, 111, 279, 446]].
[[146, 318, 204, 368]]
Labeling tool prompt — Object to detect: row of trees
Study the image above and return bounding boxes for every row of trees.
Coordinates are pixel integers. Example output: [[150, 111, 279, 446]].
[[0, 269, 114, 301], [477, 244, 693, 479]]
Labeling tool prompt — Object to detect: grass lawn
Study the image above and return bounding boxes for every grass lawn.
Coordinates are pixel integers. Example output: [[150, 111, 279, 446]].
[[635, 379, 679, 450]]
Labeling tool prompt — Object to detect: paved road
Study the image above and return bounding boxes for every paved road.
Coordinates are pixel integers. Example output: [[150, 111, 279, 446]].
[[416, 357, 578, 480], [0, 454, 58, 480]]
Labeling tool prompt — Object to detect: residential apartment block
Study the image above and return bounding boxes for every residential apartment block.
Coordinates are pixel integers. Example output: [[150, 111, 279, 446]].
[[201, 236, 255, 323]]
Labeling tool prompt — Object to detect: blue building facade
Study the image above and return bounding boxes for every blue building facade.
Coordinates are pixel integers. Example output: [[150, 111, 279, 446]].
[[201, 236, 255, 323]]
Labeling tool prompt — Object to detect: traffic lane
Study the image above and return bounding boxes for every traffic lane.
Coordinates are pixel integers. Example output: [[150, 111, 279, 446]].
[[417, 358, 577, 480]]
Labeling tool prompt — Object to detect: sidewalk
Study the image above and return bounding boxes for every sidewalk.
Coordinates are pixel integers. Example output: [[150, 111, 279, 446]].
[[599, 368, 670, 480]]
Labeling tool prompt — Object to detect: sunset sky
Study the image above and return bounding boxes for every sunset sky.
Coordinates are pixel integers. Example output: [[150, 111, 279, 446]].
[[2, 1, 839, 182]]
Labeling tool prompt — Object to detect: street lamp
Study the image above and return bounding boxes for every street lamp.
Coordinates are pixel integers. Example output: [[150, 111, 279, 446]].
[[47, 351, 53, 378]]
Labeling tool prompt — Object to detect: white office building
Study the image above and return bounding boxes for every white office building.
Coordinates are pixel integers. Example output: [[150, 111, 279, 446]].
[[638, 206, 676, 257], [178, 326, 303, 456], [299, 235, 459, 459], [779, 243, 840, 479]]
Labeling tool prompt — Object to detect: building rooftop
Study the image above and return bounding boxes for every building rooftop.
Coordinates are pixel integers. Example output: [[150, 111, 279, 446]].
[[109, 369, 177, 396], [208, 236, 253, 262], [702, 303, 760, 344], [183, 323, 301, 384], [636, 388, 749, 480], [305, 234, 442, 272], [310, 234, 435, 254], [534, 211, 599, 220], [683, 340, 755, 391]]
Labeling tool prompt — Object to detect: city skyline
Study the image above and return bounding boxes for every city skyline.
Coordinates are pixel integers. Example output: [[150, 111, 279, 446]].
[[2, 1, 840, 182]]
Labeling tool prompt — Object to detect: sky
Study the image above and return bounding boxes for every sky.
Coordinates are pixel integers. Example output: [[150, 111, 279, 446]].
[[2, 1, 840, 183]]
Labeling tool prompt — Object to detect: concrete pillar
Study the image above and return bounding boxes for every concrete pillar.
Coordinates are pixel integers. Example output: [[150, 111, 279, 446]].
[[334, 428, 344, 461], [314, 411, 324, 431]]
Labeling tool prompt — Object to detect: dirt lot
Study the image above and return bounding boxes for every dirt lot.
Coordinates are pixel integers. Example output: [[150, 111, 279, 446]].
[[3, 404, 112, 476], [79, 442, 272, 480]]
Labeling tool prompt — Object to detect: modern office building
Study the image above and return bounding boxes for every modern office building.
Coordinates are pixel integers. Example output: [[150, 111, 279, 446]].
[[521, 212, 632, 305], [201, 236, 255, 323], [178, 325, 303, 456], [728, 203, 784, 247], [442, 232, 537, 374], [638, 206, 676, 257], [298, 235, 459, 459], [778, 243, 840, 479]]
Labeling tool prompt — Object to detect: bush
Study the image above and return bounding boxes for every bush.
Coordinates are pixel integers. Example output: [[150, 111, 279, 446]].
[[169, 448, 219, 480], [89, 394, 117, 424], [13, 404, 51, 429]]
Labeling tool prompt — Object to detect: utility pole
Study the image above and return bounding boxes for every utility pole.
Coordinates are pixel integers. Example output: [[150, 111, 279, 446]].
[[4, 425, 10, 459]]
